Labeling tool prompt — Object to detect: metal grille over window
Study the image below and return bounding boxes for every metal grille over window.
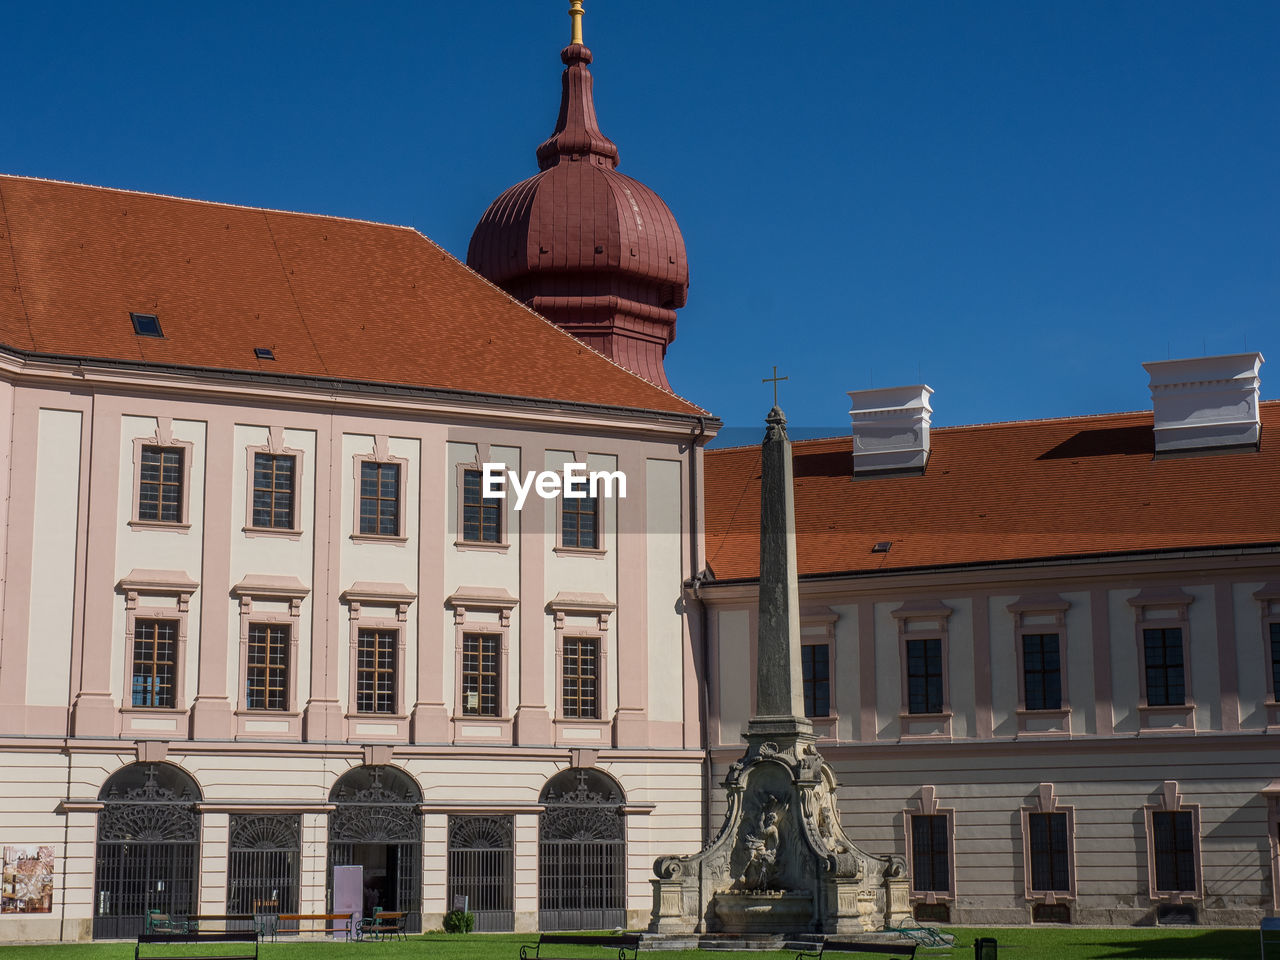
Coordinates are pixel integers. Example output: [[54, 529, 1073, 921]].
[[561, 493, 598, 548], [538, 768, 626, 931], [252, 453, 295, 529], [1028, 811, 1070, 891], [802, 644, 830, 718], [910, 814, 950, 892], [1152, 810, 1197, 892], [328, 766, 422, 932], [94, 764, 201, 939], [356, 629, 396, 714], [132, 619, 178, 708], [561, 637, 599, 719], [245, 624, 289, 711], [462, 633, 500, 716], [462, 469, 501, 542], [359, 461, 400, 536], [139, 446, 183, 523], [227, 815, 300, 917], [447, 816, 514, 931], [907, 637, 944, 715], [1023, 634, 1062, 711], [1144, 628, 1186, 706]]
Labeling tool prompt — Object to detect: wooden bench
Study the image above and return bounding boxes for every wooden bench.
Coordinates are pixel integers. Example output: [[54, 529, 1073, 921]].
[[186, 914, 257, 932], [795, 938, 918, 960], [136, 931, 258, 960], [145, 912, 190, 935], [274, 912, 357, 940], [361, 910, 408, 940], [520, 933, 642, 960]]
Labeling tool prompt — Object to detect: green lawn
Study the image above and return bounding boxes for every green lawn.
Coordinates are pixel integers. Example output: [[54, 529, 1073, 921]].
[[0, 929, 1262, 960]]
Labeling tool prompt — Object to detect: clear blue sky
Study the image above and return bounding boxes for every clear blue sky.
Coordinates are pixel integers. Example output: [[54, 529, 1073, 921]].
[[4, 1, 1276, 442]]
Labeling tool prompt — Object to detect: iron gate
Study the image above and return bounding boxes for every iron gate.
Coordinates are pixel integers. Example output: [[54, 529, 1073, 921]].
[[538, 768, 626, 931], [93, 764, 201, 939], [227, 814, 300, 916], [447, 816, 514, 931], [328, 766, 422, 932]]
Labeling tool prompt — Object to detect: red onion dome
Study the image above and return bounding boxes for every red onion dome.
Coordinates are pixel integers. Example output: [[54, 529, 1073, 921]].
[[468, 34, 689, 390]]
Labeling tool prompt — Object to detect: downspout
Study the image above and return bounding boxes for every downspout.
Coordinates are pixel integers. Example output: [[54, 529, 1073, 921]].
[[685, 416, 712, 847]]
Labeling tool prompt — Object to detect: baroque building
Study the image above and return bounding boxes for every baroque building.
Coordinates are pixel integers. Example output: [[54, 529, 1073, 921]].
[[0, 2, 1277, 945], [700, 358, 1280, 926], [0, 9, 710, 936]]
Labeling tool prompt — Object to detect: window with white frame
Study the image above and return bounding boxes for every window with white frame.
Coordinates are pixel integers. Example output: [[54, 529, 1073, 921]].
[[1020, 784, 1075, 901], [904, 786, 955, 902]]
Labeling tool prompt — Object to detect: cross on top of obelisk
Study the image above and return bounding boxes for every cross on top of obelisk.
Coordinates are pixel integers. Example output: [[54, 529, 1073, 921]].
[[762, 365, 788, 407]]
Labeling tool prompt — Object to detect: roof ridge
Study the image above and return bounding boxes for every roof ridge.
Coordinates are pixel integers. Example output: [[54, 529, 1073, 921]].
[[0, 172, 421, 234], [418, 226, 712, 417]]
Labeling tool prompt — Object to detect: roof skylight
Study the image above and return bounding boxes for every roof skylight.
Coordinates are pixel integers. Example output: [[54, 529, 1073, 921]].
[[130, 313, 163, 338], [254, 347, 275, 360]]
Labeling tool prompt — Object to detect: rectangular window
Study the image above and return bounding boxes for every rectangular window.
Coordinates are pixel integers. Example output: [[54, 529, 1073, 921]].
[[1143, 628, 1185, 706], [910, 814, 950, 892], [1028, 811, 1070, 892], [561, 494, 599, 548], [359, 462, 400, 536], [355, 628, 397, 714], [138, 446, 184, 523], [1270, 622, 1280, 701], [906, 637, 944, 714], [462, 469, 501, 542], [132, 619, 178, 708], [245, 624, 290, 711], [561, 637, 599, 719], [1152, 811, 1197, 892], [802, 644, 830, 718], [1023, 633, 1062, 711], [252, 453, 296, 529], [461, 633, 500, 716]]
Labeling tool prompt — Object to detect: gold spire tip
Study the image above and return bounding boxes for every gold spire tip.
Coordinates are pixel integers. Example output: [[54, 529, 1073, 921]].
[[568, 1, 584, 45]]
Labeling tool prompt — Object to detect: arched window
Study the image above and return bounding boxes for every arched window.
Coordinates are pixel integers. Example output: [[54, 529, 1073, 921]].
[[447, 815, 514, 931], [93, 763, 201, 939], [538, 768, 626, 931]]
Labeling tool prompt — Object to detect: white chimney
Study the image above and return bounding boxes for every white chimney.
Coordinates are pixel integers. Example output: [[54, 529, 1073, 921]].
[[847, 385, 934, 475], [1143, 352, 1263, 454]]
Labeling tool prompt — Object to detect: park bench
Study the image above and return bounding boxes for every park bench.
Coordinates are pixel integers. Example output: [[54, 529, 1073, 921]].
[[360, 909, 408, 940], [888, 918, 955, 948], [186, 914, 257, 932], [274, 912, 357, 940], [795, 938, 918, 960], [145, 911, 189, 934], [520, 933, 642, 960], [135, 930, 258, 960]]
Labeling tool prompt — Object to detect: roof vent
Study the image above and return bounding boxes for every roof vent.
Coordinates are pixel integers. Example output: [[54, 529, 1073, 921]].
[[847, 385, 934, 476], [1143, 352, 1263, 454], [253, 347, 275, 360], [130, 312, 163, 338]]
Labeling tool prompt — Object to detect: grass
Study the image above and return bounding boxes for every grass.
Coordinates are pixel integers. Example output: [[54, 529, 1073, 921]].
[[0, 928, 1262, 960]]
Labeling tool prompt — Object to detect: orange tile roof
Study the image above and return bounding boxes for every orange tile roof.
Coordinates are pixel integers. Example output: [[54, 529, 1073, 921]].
[[704, 403, 1280, 580], [0, 175, 704, 416]]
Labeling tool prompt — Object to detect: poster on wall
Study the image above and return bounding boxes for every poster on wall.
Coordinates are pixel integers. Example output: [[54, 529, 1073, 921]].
[[1, 845, 54, 913]]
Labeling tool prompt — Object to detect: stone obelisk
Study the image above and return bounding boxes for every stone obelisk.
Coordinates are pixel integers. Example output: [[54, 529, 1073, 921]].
[[649, 404, 908, 936], [750, 405, 813, 740]]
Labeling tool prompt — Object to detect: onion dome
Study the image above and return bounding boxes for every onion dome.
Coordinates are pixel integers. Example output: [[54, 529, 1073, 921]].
[[467, 1, 689, 390]]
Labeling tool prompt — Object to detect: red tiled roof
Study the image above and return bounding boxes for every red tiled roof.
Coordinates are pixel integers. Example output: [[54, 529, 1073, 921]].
[[704, 403, 1280, 580], [0, 175, 703, 415]]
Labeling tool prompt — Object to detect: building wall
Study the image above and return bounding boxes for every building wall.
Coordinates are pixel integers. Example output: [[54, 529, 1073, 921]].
[[0, 366, 707, 942], [705, 552, 1280, 925]]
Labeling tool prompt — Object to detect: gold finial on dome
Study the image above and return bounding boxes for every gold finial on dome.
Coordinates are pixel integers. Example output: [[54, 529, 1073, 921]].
[[568, 1, 584, 45]]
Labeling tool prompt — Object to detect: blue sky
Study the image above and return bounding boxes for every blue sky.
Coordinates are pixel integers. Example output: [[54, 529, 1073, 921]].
[[4, 1, 1276, 440]]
